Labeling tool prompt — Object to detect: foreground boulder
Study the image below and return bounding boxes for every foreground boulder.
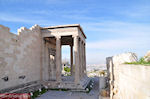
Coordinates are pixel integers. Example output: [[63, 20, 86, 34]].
[[144, 51, 150, 62]]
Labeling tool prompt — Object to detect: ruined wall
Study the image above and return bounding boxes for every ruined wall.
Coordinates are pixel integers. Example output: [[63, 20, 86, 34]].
[[0, 25, 42, 90], [113, 64, 150, 99], [107, 53, 150, 99]]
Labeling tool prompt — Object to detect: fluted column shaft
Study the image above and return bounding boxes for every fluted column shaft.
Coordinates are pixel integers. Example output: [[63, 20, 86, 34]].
[[56, 36, 61, 82], [73, 36, 80, 84]]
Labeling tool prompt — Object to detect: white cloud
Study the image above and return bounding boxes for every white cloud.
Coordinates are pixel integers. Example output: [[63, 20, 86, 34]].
[[82, 21, 150, 36], [84, 21, 150, 64], [0, 13, 46, 23], [87, 37, 150, 50], [121, 5, 150, 18], [0, 13, 66, 26]]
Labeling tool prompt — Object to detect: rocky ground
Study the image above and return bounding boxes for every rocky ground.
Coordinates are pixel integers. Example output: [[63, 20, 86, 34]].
[[36, 77, 105, 99]]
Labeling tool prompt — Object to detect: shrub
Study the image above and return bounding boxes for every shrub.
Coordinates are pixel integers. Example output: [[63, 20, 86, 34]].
[[125, 57, 150, 65], [64, 67, 71, 73]]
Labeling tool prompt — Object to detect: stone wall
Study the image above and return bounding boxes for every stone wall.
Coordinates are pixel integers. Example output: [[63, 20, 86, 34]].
[[0, 25, 42, 91], [107, 53, 150, 99]]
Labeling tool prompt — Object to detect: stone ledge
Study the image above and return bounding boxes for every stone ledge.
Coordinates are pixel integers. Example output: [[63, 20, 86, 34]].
[[0, 80, 42, 93]]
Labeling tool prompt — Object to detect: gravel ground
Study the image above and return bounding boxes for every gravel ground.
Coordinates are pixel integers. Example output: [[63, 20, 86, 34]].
[[37, 77, 101, 99]]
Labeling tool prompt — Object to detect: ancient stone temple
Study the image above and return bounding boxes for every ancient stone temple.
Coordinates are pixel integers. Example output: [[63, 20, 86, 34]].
[[0, 24, 90, 93]]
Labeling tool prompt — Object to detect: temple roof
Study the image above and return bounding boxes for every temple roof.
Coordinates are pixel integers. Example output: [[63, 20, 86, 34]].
[[41, 24, 86, 38]]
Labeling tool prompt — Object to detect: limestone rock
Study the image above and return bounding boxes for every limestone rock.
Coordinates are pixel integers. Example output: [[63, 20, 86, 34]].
[[112, 52, 138, 65], [144, 51, 150, 62]]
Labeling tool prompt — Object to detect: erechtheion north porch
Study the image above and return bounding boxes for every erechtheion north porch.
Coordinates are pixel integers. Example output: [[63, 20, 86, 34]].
[[41, 24, 90, 90]]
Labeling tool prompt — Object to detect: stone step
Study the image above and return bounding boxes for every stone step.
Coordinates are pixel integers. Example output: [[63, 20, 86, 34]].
[[80, 77, 91, 89], [8, 83, 43, 93], [0, 81, 42, 93]]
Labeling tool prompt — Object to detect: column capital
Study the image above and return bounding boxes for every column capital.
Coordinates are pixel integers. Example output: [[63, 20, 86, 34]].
[[56, 36, 61, 40], [72, 35, 79, 38]]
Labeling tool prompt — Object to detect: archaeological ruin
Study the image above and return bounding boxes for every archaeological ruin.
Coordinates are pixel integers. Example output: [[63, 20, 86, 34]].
[[106, 52, 150, 99], [0, 24, 90, 93]]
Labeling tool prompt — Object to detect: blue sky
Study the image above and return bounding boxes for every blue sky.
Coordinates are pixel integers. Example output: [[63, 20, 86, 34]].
[[0, 0, 150, 64]]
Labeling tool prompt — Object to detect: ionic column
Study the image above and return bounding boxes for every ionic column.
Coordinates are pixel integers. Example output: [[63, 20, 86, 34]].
[[79, 39, 82, 80], [80, 40, 83, 79], [70, 45, 73, 76], [83, 43, 86, 76], [56, 36, 61, 82], [73, 36, 80, 84], [81, 42, 84, 77]]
